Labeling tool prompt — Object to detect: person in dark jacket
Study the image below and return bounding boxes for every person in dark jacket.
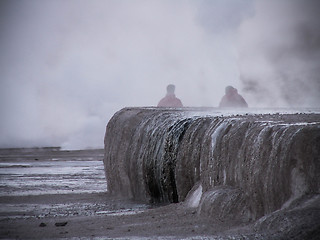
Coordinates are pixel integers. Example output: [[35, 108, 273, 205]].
[[158, 84, 183, 107], [219, 86, 248, 108]]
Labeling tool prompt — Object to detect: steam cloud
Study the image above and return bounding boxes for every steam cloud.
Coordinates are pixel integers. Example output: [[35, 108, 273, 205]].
[[238, 0, 320, 107], [0, 0, 318, 149]]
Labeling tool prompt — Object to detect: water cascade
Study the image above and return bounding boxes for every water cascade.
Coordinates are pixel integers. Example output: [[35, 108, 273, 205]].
[[104, 107, 320, 237]]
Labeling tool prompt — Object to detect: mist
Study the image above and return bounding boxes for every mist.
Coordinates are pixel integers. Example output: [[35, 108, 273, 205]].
[[238, 0, 320, 107], [0, 0, 318, 150]]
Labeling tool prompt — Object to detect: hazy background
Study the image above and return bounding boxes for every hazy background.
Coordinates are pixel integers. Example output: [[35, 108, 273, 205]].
[[1, 0, 319, 149]]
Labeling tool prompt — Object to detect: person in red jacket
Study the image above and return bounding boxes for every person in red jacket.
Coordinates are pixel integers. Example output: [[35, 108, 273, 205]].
[[157, 84, 183, 107], [219, 86, 248, 108]]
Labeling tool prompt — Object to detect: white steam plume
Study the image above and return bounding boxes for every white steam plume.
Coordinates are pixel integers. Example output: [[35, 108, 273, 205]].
[[0, 0, 253, 149], [238, 0, 320, 107]]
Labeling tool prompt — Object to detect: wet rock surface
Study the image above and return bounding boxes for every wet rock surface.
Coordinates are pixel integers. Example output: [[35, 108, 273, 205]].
[[1, 107, 319, 239], [0, 147, 259, 239], [104, 107, 320, 239]]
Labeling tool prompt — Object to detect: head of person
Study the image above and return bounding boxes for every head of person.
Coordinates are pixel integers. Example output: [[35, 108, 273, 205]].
[[233, 87, 238, 94], [225, 86, 234, 95], [166, 84, 175, 94]]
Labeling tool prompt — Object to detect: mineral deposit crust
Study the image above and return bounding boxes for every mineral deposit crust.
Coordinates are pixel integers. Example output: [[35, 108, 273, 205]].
[[104, 107, 320, 238]]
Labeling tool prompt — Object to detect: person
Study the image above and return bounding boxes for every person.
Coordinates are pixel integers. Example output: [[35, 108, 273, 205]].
[[157, 84, 183, 107], [219, 86, 248, 108]]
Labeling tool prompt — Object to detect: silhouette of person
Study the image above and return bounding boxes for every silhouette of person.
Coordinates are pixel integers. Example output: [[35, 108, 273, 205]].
[[219, 86, 248, 108], [157, 84, 183, 107]]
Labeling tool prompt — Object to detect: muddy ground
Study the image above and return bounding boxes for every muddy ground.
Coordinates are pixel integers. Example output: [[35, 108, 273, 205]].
[[0, 192, 258, 239], [0, 148, 258, 239]]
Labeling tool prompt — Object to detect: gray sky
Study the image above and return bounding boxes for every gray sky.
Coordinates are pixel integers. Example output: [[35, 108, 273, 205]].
[[0, 0, 319, 149]]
